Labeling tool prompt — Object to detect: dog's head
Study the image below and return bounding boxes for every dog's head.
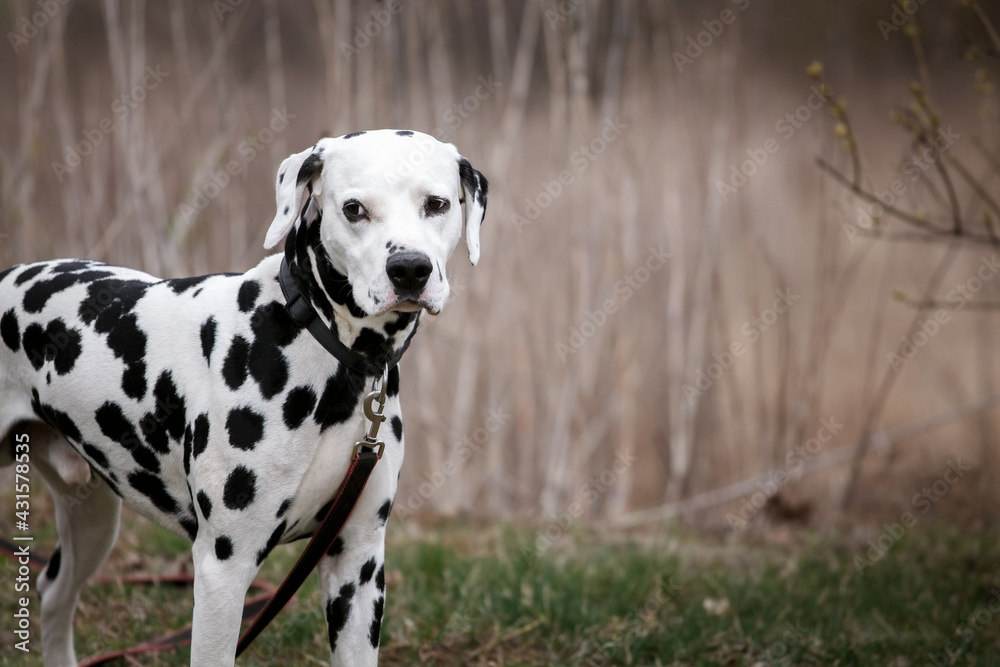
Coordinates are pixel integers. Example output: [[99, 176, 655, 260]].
[[264, 130, 488, 318]]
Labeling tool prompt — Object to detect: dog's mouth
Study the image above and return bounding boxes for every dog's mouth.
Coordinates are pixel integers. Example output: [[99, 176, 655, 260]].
[[392, 300, 423, 313], [390, 299, 440, 315], [367, 295, 439, 317]]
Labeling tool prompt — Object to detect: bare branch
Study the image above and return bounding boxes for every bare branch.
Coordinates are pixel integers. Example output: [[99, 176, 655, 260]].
[[896, 294, 1000, 310], [818, 158, 955, 236]]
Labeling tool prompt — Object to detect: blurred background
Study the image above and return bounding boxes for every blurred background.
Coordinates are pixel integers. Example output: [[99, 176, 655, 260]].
[[2, 0, 1000, 535]]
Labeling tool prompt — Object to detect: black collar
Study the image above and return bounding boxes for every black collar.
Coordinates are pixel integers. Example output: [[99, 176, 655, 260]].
[[278, 258, 414, 377]]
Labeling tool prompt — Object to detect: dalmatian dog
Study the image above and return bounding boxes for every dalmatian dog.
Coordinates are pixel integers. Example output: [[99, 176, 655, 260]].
[[0, 129, 487, 666]]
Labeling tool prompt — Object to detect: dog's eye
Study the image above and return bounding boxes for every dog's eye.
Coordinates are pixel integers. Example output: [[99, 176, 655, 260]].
[[342, 200, 367, 221], [424, 196, 450, 215]]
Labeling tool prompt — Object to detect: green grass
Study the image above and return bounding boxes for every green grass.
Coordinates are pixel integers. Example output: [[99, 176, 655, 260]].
[[2, 518, 999, 665]]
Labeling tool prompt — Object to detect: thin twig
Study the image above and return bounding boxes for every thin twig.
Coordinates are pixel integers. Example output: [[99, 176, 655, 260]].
[[844, 225, 998, 246], [948, 152, 1000, 222], [970, 0, 1000, 55], [974, 138, 1000, 177], [896, 298, 1000, 311], [925, 136, 964, 235], [840, 242, 961, 509], [817, 158, 952, 235]]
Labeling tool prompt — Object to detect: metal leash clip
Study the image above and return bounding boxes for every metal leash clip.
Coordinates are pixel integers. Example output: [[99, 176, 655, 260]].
[[354, 365, 388, 460]]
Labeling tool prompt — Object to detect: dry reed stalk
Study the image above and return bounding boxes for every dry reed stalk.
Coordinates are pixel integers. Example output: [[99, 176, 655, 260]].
[[263, 0, 287, 164]]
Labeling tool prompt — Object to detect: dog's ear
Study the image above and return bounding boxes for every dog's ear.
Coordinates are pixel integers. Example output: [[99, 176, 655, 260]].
[[264, 143, 326, 249], [458, 157, 488, 265]]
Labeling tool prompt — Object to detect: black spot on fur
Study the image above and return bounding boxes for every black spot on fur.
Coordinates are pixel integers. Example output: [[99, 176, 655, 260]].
[[14, 265, 45, 285], [223, 465, 257, 510], [314, 366, 363, 432], [278, 171, 285, 184], [140, 371, 187, 455], [128, 470, 177, 513], [155, 371, 187, 440], [23, 273, 87, 313], [284, 223, 298, 265], [376, 565, 385, 592], [21, 319, 83, 375], [50, 261, 93, 273], [82, 442, 110, 469], [327, 535, 344, 557], [458, 157, 489, 213], [277, 498, 292, 518], [141, 413, 168, 454], [342, 131, 367, 139], [352, 328, 394, 374], [109, 317, 147, 397], [182, 426, 193, 474], [359, 558, 377, 585], [79, 280, 129, 325], [48, 320, 82, 375], [370, 596, 384, 648], [247, 310, 297, 399], [179, 515, 198, 540], [312, 228, 367, 319], [1, 310, 20, 351], [197, 490, 213, 519], [166, 275, 209, 294], [290, 218, 336, 321], [200, 317, 217, 363], [222, 335, 250, 389], [30, 390, 82, 442], [46, 547, 61, 580], [283, 386, 317, 430], [383, 311, 415, 337], [215, 536, 233, 560], [226, 407, 264, 450], [121, 361, 147, 400], [0, 266, 13, 285], [297, 153, 323, 185], [79, 279, 151, 399], [390, 416, 403, 442], [326, 582, 356, 654], [192, 413, 210, 458], [21, 324, 46, 370], [377, 500, 392, 526], [387, 366, 400, 398], [238, 280, 261, 313], [316, 499, 333, 521], [95, 401, 160, 473], [256, 520, 287, 566], [395, 130, 414, 136]]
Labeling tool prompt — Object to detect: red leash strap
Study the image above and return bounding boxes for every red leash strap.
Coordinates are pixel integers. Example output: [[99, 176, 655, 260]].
[[235, 447, 380, 657]]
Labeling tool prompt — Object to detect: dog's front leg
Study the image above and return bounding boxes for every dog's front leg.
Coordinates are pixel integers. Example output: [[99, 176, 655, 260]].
[[317, 520, 388, 667], [190, 537, 259, 667]]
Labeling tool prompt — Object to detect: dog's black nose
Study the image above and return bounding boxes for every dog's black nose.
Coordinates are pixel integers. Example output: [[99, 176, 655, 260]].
[[386, 251, 433, 296]]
